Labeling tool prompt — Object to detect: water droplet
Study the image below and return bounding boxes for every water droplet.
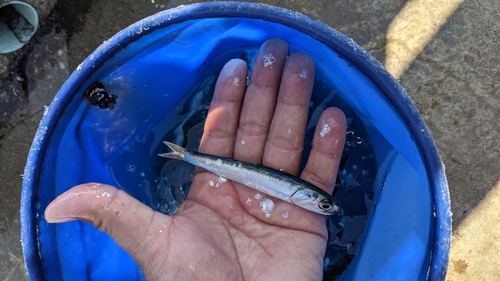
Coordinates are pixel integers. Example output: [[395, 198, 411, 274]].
[[232, 77, 240, 86], [263, 53, 275, 67], [299, 69, 308, 78], [127, 164, 136, 172], [102, 189, 114, 197], [320, 122, 331, 137], [260, 198, 275, 218]]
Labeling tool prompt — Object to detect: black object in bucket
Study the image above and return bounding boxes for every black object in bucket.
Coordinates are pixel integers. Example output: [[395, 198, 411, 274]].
[[83, 82, 117, 109]]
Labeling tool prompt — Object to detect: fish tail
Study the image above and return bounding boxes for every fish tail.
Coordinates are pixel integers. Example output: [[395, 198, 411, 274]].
[[158, 141, 186, 160]]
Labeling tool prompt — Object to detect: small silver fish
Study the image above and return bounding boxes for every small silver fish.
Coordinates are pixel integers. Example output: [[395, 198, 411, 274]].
[[159, 141, 341, 215]]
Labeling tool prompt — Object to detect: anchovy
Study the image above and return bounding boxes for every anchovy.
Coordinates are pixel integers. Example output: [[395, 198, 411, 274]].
[[159, 141, 341, 215]]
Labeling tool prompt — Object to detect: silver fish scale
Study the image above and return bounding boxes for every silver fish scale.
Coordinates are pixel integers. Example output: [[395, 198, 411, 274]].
[[183, 151, 339, 213], [159, 141, 340, 215]]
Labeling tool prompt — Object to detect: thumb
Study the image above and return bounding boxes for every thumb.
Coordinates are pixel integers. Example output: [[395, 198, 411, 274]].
[[44, 183, 164, 264]]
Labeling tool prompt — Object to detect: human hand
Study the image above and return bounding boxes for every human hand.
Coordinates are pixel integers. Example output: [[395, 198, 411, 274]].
[[45, 39, 347, 281]]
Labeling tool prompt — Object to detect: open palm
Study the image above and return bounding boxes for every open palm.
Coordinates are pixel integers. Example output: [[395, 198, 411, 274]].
[[45, 39, 346, 281]]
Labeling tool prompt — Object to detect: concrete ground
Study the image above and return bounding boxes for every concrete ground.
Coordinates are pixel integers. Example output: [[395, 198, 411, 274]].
[[0, 0, 498, 280]]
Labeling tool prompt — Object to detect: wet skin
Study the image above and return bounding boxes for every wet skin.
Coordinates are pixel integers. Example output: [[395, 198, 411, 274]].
[[45, 38, 347, 281]]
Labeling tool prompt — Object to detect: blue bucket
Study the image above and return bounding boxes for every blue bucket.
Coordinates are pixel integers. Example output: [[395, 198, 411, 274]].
[[21, 2, 451, 280]]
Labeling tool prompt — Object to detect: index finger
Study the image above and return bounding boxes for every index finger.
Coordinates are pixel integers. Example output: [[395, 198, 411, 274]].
[[198, 59, 248, 157]]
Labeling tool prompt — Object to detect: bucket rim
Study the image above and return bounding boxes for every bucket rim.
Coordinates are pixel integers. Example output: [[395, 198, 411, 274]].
[[21, 2, 451, 280]]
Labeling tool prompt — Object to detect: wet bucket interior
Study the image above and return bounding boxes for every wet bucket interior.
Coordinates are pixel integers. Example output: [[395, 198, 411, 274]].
[[21, 3, 451, 281]]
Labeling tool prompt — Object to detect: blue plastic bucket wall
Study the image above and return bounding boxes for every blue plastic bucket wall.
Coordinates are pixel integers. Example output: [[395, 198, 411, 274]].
[[21, 2, 451, 280]]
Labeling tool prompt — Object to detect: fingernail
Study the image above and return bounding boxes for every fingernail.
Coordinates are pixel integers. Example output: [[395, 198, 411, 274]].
[[44, 183, 116, 223], [45, 198, 78, 223], [45, 214, 76, 223], [44, 191, 82, 223], [222, 59, 246, 76]]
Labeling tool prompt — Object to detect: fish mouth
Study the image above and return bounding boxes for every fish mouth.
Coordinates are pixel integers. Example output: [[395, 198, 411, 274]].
[[331, 203, 342, 213], [290, 189, 341, 215]]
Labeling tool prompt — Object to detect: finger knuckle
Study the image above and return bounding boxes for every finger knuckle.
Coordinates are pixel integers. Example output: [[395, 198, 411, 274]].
[[303, 169, 334, 190], [267, 135, 302, 152], [238, 120, 269, 137], [204, 127, 234, 140]]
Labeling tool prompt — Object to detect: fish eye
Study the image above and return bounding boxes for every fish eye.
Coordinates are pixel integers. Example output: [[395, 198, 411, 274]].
[[318, 199, 332, 210]]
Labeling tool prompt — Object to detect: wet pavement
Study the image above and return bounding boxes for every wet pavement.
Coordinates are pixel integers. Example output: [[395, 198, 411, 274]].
[[1, 0, 499, 280]]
